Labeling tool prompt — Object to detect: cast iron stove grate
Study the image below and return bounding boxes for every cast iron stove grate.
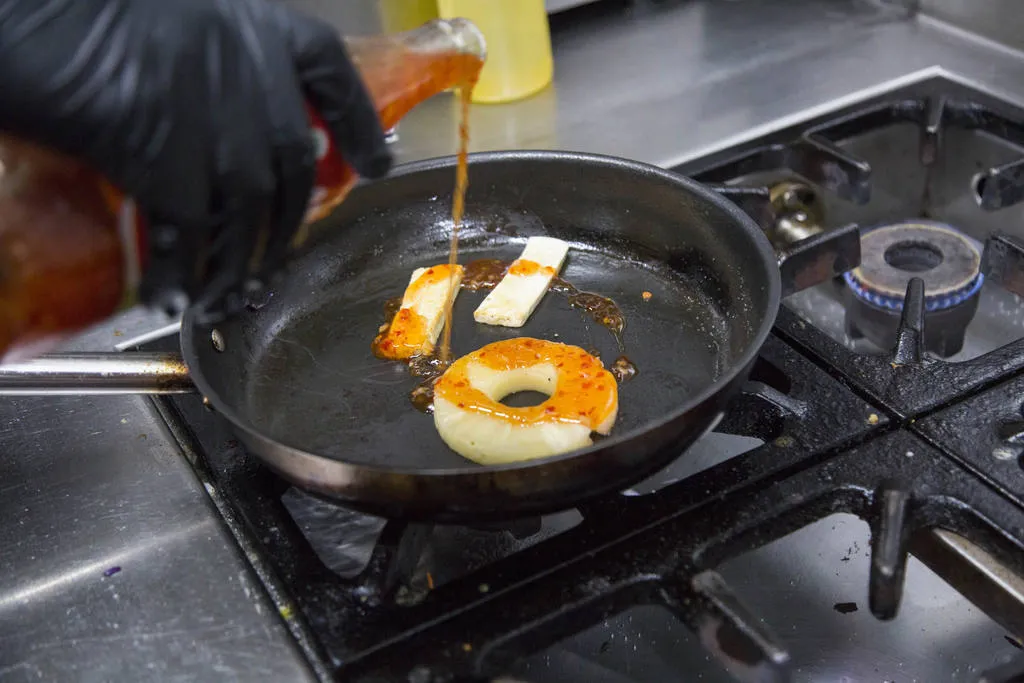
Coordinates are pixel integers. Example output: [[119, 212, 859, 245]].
[[148, 328, 1024, 682], [677, 74, 1024, 419]]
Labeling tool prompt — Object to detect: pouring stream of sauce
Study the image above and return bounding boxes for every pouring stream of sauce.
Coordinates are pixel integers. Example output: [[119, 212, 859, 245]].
[[438, 85, 474, 364]]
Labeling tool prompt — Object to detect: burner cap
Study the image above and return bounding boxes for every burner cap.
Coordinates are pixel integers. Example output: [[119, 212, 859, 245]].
[[844, 220, 984, 312]]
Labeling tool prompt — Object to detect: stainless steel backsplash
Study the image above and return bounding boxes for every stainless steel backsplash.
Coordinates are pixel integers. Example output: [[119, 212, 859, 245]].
[[920, 0, 1024, 50]]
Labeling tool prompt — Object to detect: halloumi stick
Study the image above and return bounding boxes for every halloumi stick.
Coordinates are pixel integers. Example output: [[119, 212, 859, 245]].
[[373, 264, 464, 359], [474, 237, 570, 328]]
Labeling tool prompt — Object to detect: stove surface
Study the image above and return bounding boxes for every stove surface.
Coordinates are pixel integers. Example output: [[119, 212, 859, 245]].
[[150, 335, 1024, 682], [117, 75, 1024, 682], [128, 72, 1024, 682], [11, 3, 1024, 682], [61, 73, 1024, 683], [514, 514, 1016, 683]]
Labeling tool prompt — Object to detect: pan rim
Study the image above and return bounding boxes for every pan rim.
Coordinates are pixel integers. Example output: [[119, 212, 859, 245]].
[[181, 149, 781, 478]]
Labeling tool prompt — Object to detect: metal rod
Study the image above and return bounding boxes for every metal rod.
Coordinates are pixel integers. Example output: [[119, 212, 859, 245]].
[[0, 352, 195, 395], [911, 528, 1024, 637], [114, 320, 182, 351]]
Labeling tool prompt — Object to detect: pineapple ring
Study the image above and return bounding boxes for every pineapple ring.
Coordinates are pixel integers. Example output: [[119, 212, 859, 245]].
[[432, 338, 618, 465]]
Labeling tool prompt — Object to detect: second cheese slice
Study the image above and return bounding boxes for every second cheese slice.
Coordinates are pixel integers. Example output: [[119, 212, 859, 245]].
[[474, 236, 570, 328]]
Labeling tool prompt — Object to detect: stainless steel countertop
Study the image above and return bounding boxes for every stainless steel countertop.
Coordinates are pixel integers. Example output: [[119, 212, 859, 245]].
[[0, 310, 318, 683], [389, 0, 1024, 169], [4, 1, 1024, 680]]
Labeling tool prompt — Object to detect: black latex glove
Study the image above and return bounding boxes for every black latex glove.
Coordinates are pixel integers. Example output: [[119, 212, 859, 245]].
[[0, 0, 392, 319]]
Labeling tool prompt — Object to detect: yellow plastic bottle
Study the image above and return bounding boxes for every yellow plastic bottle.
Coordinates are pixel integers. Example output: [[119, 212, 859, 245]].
[[435, 0, 553, 103], [378, 0, 439, 33]]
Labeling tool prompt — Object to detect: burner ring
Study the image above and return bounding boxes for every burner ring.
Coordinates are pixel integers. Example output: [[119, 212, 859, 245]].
[[844, 220, 984, 312]]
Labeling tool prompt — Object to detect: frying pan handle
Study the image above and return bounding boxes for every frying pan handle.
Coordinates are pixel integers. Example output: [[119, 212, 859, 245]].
[[0, 353, 195, 395]]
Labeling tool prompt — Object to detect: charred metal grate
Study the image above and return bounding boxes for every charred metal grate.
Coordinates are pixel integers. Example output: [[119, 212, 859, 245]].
[[978, 654, 1024, 683], [775, 230, 1024, 420], [147, 326, 1024, 682], [337, 433, 1024, 682], [688, 83, 1024, 215], [914, 351, 1024, 514], [680, 75, 1024, 420]]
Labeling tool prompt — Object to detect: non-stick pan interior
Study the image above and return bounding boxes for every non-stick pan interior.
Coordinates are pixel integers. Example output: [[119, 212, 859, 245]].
[[188, 152, 776, 472]]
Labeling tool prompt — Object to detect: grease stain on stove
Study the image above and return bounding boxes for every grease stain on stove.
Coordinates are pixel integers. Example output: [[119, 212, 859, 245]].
[[840, 540, 861, 562], [833, 601, 858, 614]]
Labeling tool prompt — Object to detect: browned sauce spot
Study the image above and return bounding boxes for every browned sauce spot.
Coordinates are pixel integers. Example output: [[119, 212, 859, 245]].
[[406, 353, 452, 413], [410, 383, 435, 414], [611, 355, 638, 383], [547, 277, 576, 297], [461, 258, 508, 291], [382, 296, 402, 320], [549, 276, 626, 351], [568, 292, 625, 335]]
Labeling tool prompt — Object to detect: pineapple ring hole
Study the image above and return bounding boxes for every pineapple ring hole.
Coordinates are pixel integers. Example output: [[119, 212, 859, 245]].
[[499, 390, 551, 407]]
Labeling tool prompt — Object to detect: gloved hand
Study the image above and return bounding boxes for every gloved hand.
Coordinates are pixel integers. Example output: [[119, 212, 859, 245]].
[[0, 0, 392, 320]]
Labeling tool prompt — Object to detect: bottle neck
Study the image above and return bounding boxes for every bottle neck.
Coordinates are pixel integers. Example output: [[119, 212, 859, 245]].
[[346, 19, 486, 131]]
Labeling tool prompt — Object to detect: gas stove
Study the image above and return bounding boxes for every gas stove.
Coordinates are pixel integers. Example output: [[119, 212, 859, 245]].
[[144, 73, 1024, 682]]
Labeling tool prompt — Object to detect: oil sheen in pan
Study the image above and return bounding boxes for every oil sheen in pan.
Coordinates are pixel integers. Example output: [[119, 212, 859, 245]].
[[243, 241, 731, 467]]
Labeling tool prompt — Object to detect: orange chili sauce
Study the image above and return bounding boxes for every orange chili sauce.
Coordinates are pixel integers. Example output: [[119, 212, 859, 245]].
[[507, 259, 557, 278], [433, 338, 617, 428]]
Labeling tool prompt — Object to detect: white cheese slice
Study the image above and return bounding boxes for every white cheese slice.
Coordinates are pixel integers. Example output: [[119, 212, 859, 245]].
[[473, 236, 569, 327], [375, 264, 463, 359], [406, 265, 464, 350]]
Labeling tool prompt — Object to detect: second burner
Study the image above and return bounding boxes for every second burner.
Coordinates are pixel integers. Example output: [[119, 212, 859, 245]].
[[843, 220, 984, 357]]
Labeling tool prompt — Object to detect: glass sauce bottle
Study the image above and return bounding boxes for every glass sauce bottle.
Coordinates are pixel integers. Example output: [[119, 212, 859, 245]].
[[0, 18, 486, 362]]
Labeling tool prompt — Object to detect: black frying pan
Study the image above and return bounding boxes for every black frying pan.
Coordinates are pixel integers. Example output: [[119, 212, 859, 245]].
[[0, 151, 780, 522]]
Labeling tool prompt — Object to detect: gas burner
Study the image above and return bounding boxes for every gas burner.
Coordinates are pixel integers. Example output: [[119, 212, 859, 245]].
[[843, 220, 984, 357]]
